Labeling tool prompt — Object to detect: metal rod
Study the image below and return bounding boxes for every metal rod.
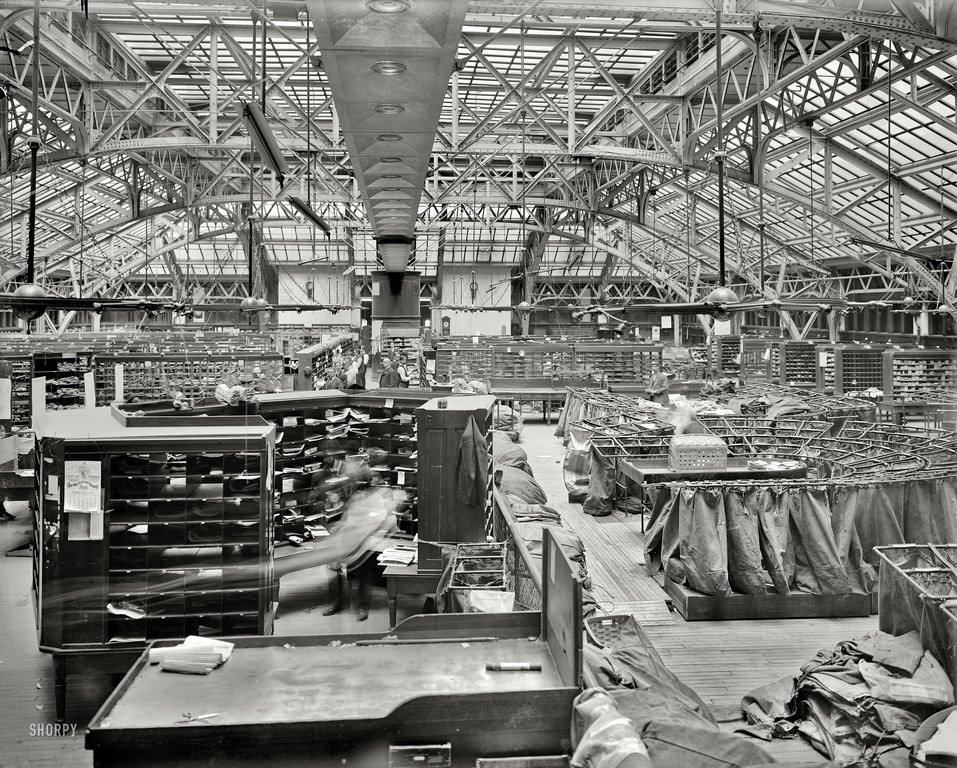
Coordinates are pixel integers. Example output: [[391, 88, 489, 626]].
[[25, 0, 40, 284], [248, 10, 257, 299], [715, 8, 725, 287], [261, 0, 267, 112]]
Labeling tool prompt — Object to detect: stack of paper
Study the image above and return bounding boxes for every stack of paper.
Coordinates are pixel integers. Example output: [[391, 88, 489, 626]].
[[149, 636, 234, 675], [378, 542, 417, 566]]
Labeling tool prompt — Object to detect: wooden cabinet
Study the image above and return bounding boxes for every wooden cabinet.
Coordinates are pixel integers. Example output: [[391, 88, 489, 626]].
[[832, 344, 887, 395], [293, 335, 359, 390], [882, 348, 957, 404], [93, 352, 284, 405], [253, 389, 433, 540], [34, 351, 94, 411], [415, 395, 495, 572], [0, 352, 33, 428], [33, 407, 276, 654]]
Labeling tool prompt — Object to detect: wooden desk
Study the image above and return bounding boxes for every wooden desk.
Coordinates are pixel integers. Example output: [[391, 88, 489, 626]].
[[87, 530, 582, 768], [489, 379, 600, 423], [384, 564, 442, 628], [618, 456, 808, 485]]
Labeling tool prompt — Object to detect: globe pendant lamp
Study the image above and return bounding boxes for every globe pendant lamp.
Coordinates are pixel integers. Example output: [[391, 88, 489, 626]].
[[515, 300, 532, 337], [706, 285, 738, 322], [13, 283, 47, 321]]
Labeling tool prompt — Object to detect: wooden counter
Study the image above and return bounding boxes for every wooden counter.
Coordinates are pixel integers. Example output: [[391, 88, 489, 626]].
[[618, 456, 808, 485], [86, 528, 582, 768]]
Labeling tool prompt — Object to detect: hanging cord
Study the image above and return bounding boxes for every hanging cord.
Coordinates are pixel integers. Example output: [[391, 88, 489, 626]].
[[259, 0, 268, 254], [887, 56, 893, 244], [261, 0, 268, 112], [519, 21, 528, 307], [78, 167, 85, 293], [303, 9, 318, 277], [808, 123, 815, 262], [685, 169, 691, 301]]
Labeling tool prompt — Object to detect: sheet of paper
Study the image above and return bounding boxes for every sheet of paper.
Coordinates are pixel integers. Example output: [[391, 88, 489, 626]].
[[0, 435, 16, 464], [83, 370, 96, 407], [64, 459, 102, 513], [31, 376, 45, 420], [0, 378, 10, 420], [46, 474, 59, 500], [68, 510, 104, 541], [713, 319, 732, 336], [114, 364, 125, 403]]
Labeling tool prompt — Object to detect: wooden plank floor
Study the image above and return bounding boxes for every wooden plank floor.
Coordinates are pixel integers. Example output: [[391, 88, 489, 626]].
[[521, 420, 876, 766]]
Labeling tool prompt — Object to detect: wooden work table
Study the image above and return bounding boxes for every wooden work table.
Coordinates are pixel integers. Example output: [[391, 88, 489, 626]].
[[86, 529, 582, 768], [617, 456, 808, 485], [384, 563, 442, 627]]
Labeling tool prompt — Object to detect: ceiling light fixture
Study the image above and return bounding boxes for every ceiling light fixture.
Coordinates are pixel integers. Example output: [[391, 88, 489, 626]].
[[374, 103, 405, 114], [288, 196, 331, 238], [381, 174, 402, 179], [376, 133, 403, 142], [371, 60, 407, 75], [366, 0, 410, 12], [243, 101, 289, 186], [380, 156, 402, 163]]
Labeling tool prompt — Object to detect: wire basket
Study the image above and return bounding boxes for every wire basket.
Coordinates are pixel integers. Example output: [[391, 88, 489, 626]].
[[931, 545, 957, 571], [877, 544, 941, 572], [668, 434, 728, 471], [585, 614, 639, 648], [907, 569, 957, 598]]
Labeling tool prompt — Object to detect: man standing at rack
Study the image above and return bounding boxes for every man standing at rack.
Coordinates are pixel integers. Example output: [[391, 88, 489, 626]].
[[645, 365, 670, 405], [353, 348, 370, 389], [378, 357, 401, 388], [395, 354, 412, 388]]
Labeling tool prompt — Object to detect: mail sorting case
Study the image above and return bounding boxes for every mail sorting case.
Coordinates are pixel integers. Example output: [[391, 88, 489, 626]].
[[33, 406, 276, 717]]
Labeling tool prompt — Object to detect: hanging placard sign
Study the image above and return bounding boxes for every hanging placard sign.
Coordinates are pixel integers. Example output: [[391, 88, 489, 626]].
[[114, 364, 125, 403], [83, 371, 96, 408]]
